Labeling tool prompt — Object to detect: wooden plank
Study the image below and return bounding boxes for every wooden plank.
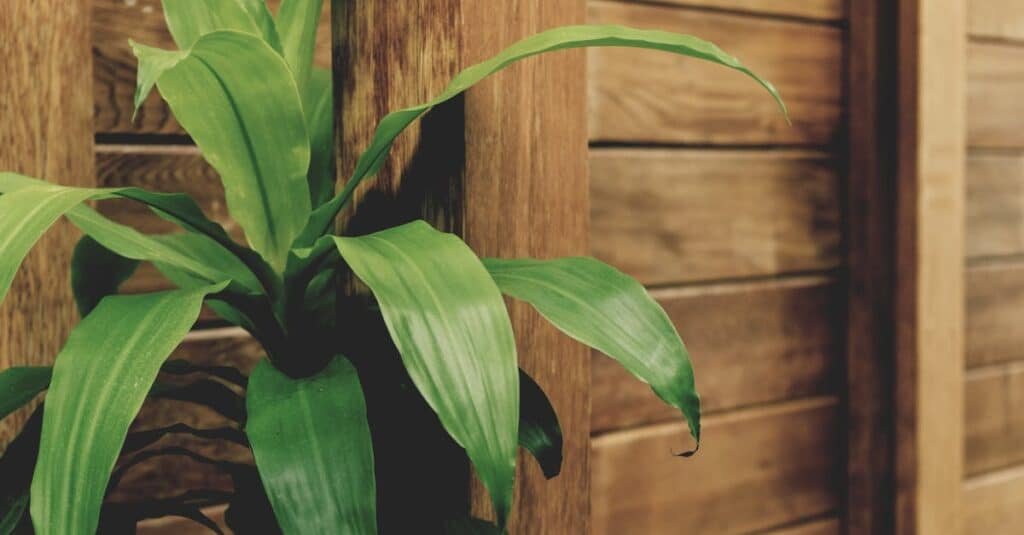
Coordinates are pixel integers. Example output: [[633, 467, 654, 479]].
[[621, 0, 844, 21], [137, 506, 227, 535], [93, 0, 331, 134], [108, 328, 261, 502], [967, 151, 1024, 259], [967, 41, 1024, 149], [764, 518, 841, 535], [0, 0, 94, 447], [336, 0, 589, 531], [968, 0, 1024, 42], [964, 465, 1024, 534], [966, 262, 1024, 368], [587, 0, 842, 145], [895, 0, 967, 532], [592, 398, 839, 535], [592, 275, 840, 432], [591, 149, 841, 286], [964, 363, 1024, 477]]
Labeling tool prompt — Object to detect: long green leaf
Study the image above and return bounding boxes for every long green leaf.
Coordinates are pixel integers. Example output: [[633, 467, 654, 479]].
[[275, 0, 324, 93], [71, 236, 140, 317], [301, 24, 786, 242], [162, 0, 278, 51], [30, 284, 226, 534], [304, 67, 335, 206], [484, 257, 701, 449], [132, 32, 311, 271], [247, 356, 376, 535], [333, 221, 518, 526], [0, 368, 51, 422]]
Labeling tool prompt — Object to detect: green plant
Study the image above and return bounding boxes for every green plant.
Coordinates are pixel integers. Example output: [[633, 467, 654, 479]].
[[0, 0, 784, 533]]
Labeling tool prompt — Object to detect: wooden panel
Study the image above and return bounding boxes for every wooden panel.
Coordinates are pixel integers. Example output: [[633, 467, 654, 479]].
[[337, 0, 590, 531], [93, 0, 331, 134], [895, 0, 966, 532], [627, 0, 844, 21], [137, 506, 227, 535], [592, 398, 839, 535], [0, 0, 94, 446], [588, 0, 842, 145], [964, 363, 1024, 477], [967, 41, 1024, 149], [591, 149, 841, 285], [966, 262, 1024, 368], [592, 276, 840, 432], [964, 465, 1024, 534], [765, 518, 841, 535], [968, 0, 1024, 42], [109, 328, 261, 501], [967, 151, 1024, 259]]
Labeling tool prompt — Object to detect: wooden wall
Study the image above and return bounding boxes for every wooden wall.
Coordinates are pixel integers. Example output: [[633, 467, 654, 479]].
[[587, 1, 845, 533], [963, 1, 1024, 532]]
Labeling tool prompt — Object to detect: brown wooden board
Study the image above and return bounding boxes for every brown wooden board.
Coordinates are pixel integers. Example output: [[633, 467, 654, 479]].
[[620, 0, 845, 21], [93, 0, 331, 134], [592, 397, 839, 534], [591, 149, 842, 286], [968, 0, 1024, 42], [967, 41, 1024, 149], [964, 465, 1024, 534], [0, 0, 94, 446], [587, 0, 842, 145], [592, 275, 840, 432], [964, 363, 1024, 477], [765, 517, 841, 535], [966, 262, 1024, 369], [967, 151, 1024, 259]]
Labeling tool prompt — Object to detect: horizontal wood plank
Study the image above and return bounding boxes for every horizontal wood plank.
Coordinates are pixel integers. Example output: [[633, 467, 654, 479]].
[[621, 0, 844, 21], [93, 0, 331, 134], [967, 41, 1024, 149], [109, 328, 261, 502], [587, 0, 842, 145], [967, 151, 1024, 259], [765, 518, 841, 535], [593, 275, 840, 432], [968, 0, 1024, 42], [965, 362, 1024, 477], [964, 465, 1024, 534], [591, 149, 841, 285], [966, 262, 1024, 369], [592, 397, 839, 534]]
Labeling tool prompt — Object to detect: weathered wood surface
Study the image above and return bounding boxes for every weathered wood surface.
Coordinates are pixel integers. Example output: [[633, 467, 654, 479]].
[[93, 0, 331, 134], [895, 0, 967, 532], [592, 275, 840, 432], [968, 0, 1024, 42], [966, 262, 1024, 368], [592, 398, 839, 535], [967, 41, 1024, 149], [620, 0, 845, 21], [336, 0, 590, 531], [765, 518, 841, 535], [0, 0, 94, 447], [964, 465, 1024, 534], [587, 0, 842, 145], [964, 363, 1024, 477], [591, 149, 842, 286], [967, 151, 1024, 259]]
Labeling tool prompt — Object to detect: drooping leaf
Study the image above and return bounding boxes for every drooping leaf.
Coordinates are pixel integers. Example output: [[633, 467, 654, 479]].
[[247, 356, 377, 535], [132, 32, 311, 271], [304, 67, 335, 207], [0, 367, 51, 422], [71, 235, 140, 317], [162, 0, 277, 51], [484, 257, 701, 448], [30, 284, 227, 534], [275, 0, 324, 93], [301, 24, 786, 242], [518, 369, 562, 479], [333, 221, 519, 526]]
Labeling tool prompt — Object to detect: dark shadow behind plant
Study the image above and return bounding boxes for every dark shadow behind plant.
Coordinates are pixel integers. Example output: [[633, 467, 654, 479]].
[[0, 0, 787, 533]]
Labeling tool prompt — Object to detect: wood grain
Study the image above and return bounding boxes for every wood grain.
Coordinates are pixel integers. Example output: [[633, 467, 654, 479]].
[[964, 465, 1024, 534], [967, 41, 1024, 149], [0, 0, 94, 447], [591, 149, 841, 286], [968, 0, 1024, 42], [336, 0, 590, 531], [966, 150, 1024, 259], [592, 397, 839, 535], [966, 262, 1024, 369], [587, 0, 842, 145], [764, 517, 841, 535], [964, 363, 1024, 477], [618, 0, 845, 21], [592, 275, 840, 432], [896, 0, 967, 532], [93, 0, 331, 134]]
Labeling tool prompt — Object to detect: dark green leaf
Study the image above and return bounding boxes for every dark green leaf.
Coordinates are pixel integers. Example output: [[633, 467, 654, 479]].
[[71, 235, 140, 317], [0, 368, 51, 422], [30, 284, 227, 534], [333, 221, 518, 526], [247, 356, 377, 535], [485, 257, 701, 448], [518, 369, 562, 479], [304, 67, 335, 206]]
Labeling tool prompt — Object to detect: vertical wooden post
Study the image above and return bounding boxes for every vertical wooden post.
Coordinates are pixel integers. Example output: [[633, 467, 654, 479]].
[[335, 0, 589, 532], [0, 0, 94, 446], [895, 0, 966, 533]]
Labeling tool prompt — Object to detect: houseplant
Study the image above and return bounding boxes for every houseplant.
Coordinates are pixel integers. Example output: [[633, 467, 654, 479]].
[[0, 0, 785, 532]]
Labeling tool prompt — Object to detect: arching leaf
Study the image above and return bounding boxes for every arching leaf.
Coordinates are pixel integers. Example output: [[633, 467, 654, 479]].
[[162, 0, 281, 52], [0, 367, 51, 422]]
